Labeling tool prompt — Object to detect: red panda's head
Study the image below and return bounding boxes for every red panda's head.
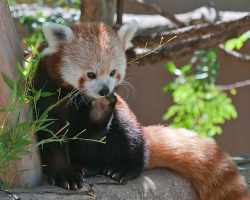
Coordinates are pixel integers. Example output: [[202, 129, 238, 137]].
[[42, 20, 138, 98]]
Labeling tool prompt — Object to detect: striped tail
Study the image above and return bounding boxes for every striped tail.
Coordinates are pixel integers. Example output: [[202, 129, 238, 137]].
[[144, 125, 249, 200]]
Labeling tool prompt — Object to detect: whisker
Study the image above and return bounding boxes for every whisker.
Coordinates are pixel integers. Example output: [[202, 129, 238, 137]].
[[67, 90, 79, 106], [66, 90, 92, 109], [119, 80, 137, 101]]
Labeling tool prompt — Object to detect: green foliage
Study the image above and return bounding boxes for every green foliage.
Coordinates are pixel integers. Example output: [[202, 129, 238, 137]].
[[163, 49, 237, 138], [224, 30, 250, 50], [0, 46, 74, 188], [0, 42, 103, 188]]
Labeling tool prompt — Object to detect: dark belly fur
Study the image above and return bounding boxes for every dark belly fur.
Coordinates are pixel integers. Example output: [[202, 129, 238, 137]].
[[34, 69, 147, 190]]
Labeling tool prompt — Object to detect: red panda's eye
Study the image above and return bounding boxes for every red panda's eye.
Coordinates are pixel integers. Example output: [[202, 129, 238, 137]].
[[110, 69, 116, 77], [87, 72, 96, 79]]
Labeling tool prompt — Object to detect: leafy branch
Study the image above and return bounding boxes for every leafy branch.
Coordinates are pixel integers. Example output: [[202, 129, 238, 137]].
[[163, 49, 237, 138]]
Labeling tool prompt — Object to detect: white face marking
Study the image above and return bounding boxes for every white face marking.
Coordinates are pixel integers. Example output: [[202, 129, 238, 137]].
[[60, 56, 126, 98], [84, 74, 117, 98], [60, 47, 127, 98], [60, 58, 84, 89], [42, 21, 138, 99]]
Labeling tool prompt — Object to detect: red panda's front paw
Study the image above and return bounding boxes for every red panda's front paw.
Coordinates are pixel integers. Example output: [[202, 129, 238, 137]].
[[106, 93, 117, 106], [48, 169, 84, 190], [89, 95, 116, 125], [103, 165, 141, 183]]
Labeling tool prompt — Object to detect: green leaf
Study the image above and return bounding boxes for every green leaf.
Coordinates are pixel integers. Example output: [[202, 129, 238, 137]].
[[236, 40, 244, 50], [162, 82, 174, 93], [163, 105, 181, 120], [0, 144, 4, 158], [17, 150, 33, 156], [23, 183, 29, 188], [34, 90, 42, 101], [26, 54, 33, 75], [1, 73, 14, 90], [15, 69, 25, 80], [15, 55, 30, 63], [40, 92, 55, 97], [17, 62, 26, 76], [0, 109, 7, 112], [37, 107, 50, 123], [17, 77, 24, 94], [11, 106, 21, 113], [5, 156, 21, 161], [8, 83, 17, 110], [181, 64, 192, 74], [18, 169, 32, 173], [166, 62, 176, 74], [30, 45, 40, 56], [36, 12, 43, 18]]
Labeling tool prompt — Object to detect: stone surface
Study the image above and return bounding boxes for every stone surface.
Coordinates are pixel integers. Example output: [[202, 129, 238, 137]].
[[1, 158, 250, 200], [0, 169, 198, 200], [235, 155, 250, 191]]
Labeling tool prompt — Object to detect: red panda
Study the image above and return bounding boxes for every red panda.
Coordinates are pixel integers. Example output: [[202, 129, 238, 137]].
[[33, 20, 249, 199]]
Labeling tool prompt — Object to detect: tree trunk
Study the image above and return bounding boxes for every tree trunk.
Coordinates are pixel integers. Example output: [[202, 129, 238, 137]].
[[80, 0, 116, 26], [0, 0, 42, 188]]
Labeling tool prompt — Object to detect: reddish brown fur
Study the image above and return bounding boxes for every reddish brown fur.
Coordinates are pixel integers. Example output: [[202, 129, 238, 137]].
[[78, 77, 85, 89], [34, 43, 73, 89], [116, 95, 138, 124], [116, 73, 122, 82], [145, 125, 249, 200], [35, 22, 249, 198]]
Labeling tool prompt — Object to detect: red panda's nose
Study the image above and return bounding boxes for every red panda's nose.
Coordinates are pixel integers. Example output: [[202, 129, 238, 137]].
[[99, 85, 110, 96]]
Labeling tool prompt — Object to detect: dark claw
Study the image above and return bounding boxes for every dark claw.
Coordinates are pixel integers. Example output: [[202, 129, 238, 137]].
[[120, 177, 127, 184], [112, 170, 124, 181], [103, 168, 108, 175], [71, 183, 78, 190], [48, 177, 55, 186], [107, 168, 118, 177], [47, 169, 84, 190], [61, 181, 70, 190]]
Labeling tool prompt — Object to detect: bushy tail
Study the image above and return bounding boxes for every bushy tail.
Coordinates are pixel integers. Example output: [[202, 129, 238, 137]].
[[144, 125, 249, 200]]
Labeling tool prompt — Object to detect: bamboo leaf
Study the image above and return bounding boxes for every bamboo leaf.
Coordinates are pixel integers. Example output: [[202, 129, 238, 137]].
[[26, 54, 33, 75], [15, 55, 29, 63], [5, 156, 21, 161], [26, 41, 40, 56], [17, 150, 33, 156], [40, 92, 55, 97], [0, 144, 4, 158], [18, 169, 32, 173], [8, 83, 17, 111], [1, 73, 14, 90], [34, 90, 41, 101]]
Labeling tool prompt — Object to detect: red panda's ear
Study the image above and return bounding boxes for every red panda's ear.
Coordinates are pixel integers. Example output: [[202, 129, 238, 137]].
[[42, 22, 73, 47], [118, 20, 138, 50]]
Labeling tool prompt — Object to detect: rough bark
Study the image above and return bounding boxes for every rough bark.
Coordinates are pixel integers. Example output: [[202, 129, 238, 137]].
[[80, 0, 116, 26], [219, 44, 250, 62], [125, 0, 185, 27], [128, 14, 250, 64], [217, 80, 250, 91], [133, 14, 250, 47]]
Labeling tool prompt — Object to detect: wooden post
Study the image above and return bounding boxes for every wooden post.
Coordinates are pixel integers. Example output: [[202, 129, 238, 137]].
[[80, 0, 116, 26], [116, 0, 124, 25], [0, 0, 42, 188]]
